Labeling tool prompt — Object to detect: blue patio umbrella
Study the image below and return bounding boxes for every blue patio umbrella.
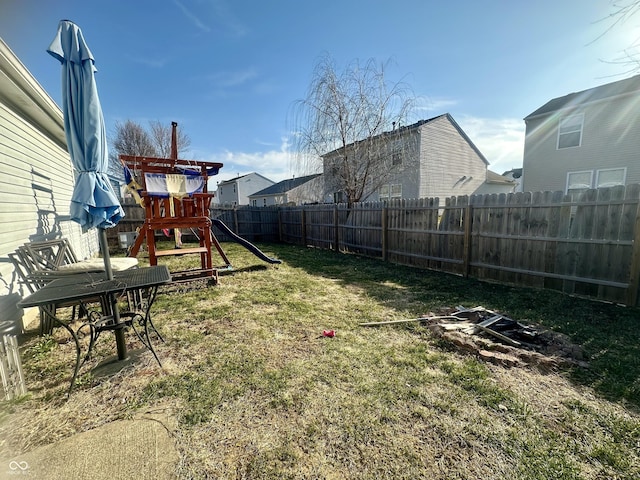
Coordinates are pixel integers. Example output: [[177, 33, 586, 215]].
[[48, 20, 128, 359]]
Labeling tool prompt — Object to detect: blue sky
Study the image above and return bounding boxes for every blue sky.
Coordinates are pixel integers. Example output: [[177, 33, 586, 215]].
[[2, 1, 639, 184]]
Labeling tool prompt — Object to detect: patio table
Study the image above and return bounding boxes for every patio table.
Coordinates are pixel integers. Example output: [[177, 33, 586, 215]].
[[18, 265, 171, 394]]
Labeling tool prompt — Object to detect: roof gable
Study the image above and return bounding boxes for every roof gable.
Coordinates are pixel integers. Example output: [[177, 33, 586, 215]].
[[525, 74, 640, 119], [218, 172, 273, 185], [321, 113, 489, 165]]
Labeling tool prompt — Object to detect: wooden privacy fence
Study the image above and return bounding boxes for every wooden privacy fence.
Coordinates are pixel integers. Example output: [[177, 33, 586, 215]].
[[117, 185, 640, 305], [278, 184, 640, 306]]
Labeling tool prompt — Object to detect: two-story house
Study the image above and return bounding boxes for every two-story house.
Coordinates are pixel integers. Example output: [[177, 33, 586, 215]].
[[214, 172, 274, 206], [321, 113, 505, 203], [522, 74, 640, 194]]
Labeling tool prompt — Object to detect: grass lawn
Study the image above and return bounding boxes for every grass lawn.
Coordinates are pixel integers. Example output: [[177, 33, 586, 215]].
[[1, 241, 639, 479]]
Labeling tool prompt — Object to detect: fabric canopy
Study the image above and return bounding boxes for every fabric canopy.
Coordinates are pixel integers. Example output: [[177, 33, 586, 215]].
[[47, 20, 124, 229]]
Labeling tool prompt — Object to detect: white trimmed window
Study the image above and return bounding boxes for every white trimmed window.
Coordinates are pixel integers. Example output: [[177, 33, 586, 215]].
[[558, 113, 584, 149], [379, 184, 390, 199], [596, 167, 626, 188], [390, 184, 402, 198], [566, 170, 593, 195]]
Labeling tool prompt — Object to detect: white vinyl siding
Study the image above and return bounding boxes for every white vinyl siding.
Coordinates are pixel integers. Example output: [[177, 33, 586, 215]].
[[523, 82, 640, 192], [557, 113, 584, 149], [420, 116, 487, 199], [0, 42, 100, 326]]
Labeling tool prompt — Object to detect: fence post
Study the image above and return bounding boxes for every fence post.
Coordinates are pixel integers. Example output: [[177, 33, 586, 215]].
[[301, 208, 307, 246], [626, 200, 640, 306], [277, 208, 283, 243], [233, 208, 239, 234], [381, 205, 388, 261], [462, 203, 473, 278], [333, 205, 339, 251]]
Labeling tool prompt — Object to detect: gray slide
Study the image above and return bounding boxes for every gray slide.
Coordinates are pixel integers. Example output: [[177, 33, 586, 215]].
[[212, 219, 282, 264]]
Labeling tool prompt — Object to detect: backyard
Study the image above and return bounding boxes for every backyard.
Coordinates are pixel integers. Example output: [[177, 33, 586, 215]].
[[1, 241, 639, 479]]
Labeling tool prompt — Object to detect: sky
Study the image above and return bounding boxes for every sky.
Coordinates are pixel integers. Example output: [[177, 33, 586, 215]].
[[2, 1, 640, 186]]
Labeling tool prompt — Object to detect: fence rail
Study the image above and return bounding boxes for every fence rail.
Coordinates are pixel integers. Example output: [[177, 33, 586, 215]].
[[115, 185, 640, 305]]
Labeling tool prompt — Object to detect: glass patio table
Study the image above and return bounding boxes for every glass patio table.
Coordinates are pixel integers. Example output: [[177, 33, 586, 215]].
[[18, 265, 171, 394]]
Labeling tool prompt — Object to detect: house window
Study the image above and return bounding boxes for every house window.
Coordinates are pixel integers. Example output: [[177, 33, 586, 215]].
[[596, 168, 626, 188], [392, 153, 402, 166], [566, 170, 593, 195], [390, 184, 402, 198], [252, 200, 256, 206], [557, 113, 584, 149], [263, 198, 267, 207], [379, 184, 390, 199], [333, 191, 346, 203]]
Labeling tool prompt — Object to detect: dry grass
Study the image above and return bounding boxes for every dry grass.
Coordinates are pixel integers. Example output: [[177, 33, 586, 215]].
[[1, 242, 639, 479]]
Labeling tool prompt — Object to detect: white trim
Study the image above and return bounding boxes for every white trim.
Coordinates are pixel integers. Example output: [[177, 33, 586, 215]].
[[596, 167, 627, 188], [566, 170, 593, 193], [557, 113, 584, 149]]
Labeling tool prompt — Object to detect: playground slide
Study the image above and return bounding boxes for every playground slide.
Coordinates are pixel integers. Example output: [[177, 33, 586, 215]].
[[212, 219, 282, 264]]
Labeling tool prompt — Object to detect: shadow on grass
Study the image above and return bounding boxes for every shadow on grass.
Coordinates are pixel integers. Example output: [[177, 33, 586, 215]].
[[269, 243, 640, 410]]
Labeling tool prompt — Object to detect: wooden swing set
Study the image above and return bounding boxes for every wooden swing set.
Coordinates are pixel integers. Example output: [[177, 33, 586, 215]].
[[120, 122, 230, 282]]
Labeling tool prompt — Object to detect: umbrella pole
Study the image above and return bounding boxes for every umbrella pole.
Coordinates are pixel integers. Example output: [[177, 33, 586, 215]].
[[99, 229, 127, 360]]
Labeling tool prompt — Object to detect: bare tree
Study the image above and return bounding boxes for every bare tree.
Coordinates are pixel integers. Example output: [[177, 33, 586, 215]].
[[148, 120, 192, 158], [596, 1, 640, 72], [108, 119, 156, 179], [292, 55, 416, 205], [111, 119, 157, 157]]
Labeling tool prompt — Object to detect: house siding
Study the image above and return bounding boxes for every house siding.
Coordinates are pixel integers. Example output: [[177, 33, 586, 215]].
[[523, 89, 640, 192], [419, 116, 487, 198], [0, 40, 98, 328], [216, 173, 275, 206]]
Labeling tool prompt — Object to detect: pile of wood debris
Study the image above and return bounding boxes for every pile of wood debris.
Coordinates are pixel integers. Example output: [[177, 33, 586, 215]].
[[361, 306, 588, 370]]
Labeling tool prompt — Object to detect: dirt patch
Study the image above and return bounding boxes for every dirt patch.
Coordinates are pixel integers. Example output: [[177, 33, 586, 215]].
[[421, 307, 589, 371]]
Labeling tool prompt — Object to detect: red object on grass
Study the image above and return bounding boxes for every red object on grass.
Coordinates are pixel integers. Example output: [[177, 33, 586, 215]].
[[323, 330, 335, 337]]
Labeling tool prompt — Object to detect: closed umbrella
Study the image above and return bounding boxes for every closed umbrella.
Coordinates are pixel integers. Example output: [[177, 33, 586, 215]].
[[48, 20, 128, 359]]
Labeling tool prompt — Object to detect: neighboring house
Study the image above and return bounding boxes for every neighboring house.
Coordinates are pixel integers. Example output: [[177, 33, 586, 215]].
[[501, 168, 523, 192], [248, 174, 323, 207], [522, 75, 640, 194], [214, 172, 274, 206], [473, 170, 517, 195], [322, 113, 496, 203], [0, 38, 99, 327]]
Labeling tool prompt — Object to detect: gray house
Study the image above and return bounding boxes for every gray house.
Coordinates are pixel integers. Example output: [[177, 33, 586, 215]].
[[214, 172, 274, 206], [248, 174, 323, 206], [523, 75, 640, 193], [322, 113, 504, 203], [0, 38, 99, 327]]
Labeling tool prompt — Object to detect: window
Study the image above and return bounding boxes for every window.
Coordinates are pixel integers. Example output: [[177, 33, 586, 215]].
[[380, 184, 402, 199], [566, 170, 592, 195], [392, 153, 402, 166], [596, 168, 626, 188], [567, 168, 626, 194], [558, 113, 584, 149], [263, 198, 267, 207]]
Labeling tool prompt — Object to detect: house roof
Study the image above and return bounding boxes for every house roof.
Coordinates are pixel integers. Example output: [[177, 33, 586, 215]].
[[524, 74, 640, 120], [486, 170, 516, 185], [217, 172, 273, 186], [321, 113, 489, 165], [0, 38, 66, 148], [249, 174, 321, 197]]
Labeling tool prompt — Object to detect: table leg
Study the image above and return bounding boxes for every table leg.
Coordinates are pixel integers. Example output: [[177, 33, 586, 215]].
[[39, 304, 81, 397]]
